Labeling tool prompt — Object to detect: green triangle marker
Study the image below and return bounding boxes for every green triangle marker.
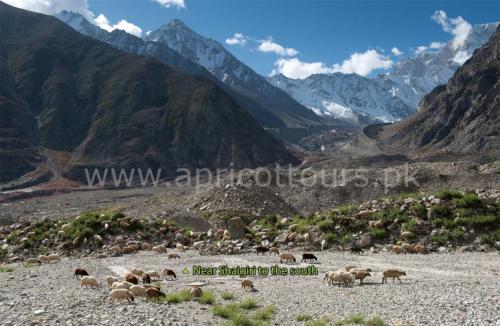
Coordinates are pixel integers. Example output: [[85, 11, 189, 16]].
[[182, 267, 189, 274]]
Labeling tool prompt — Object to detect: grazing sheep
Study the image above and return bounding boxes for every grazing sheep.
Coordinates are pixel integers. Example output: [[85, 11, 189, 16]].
[[241, 279, 254, 290], [323, 271, 336, 284], [73, 268, 89, 279], [402, 243, 416, 254], [114, 236, 125, 247], [255, 246, 269, 255], [269, 247, 279, 255], [129, 285, 147, 297], [175, 243, 185, 252], [37, 255, 50, 264], [301, 253, 318, 263], [368, 219, 385, 228], [125, 274, 139, 285], [413, 244, 428, 254], [109, 246, 122, 255], [142, 273, 151, 284], [143, 284, 161, 290], [106, 276, 120, 286], [25, 258, 41, 265], [142, 243, 153, 251], [122, 245, 137, 254], [47, 254, 61, 263], [279, 253, 296, 264], [350, 246, 363, 254], [146, 287, 166, 300], [80, 276, 100, 288], [327, 271, 353, 287], [163, 269, 176, 280], [109, 289, 135, 303], [351, 270, 371, 284], [189, 286, 203, 298], [345, 265, 357, 271], [153, 244, 167, 253], [130, 268, 144, 277], [382, 269, 407, 284], [168, 253, 180, 260], [392, 245, 407, 254], [112, 281, 133, 290], [145, 270, 161, 280]]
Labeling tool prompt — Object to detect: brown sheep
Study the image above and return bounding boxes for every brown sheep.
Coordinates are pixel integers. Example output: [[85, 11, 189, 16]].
[[109, 289, 134, 303], [269, 247, 279, 255], [168, 253, 180, 260], [142, 273, 151, 284], [163, 269, 176, 280], [125, 273, 139, 285], [382, 269, 407, 284], [241, 279, 254, 290], [392, 245, 407, 254], [351, 270, 371, 284], [413, 244, 428, 254], [73, 268, 89, 279], [255, 246, 269, 255], [146, 287, 166, 300], [189, 286, 203, 298], [279, 253, 296, 264]]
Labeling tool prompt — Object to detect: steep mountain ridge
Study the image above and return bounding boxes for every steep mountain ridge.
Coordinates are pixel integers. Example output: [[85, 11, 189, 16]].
[[0, 2, 297, 183], [380, 26, 500, 154]]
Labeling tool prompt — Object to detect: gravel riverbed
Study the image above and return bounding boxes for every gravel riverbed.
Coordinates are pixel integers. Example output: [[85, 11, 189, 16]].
[[0, 250, 498, 326]]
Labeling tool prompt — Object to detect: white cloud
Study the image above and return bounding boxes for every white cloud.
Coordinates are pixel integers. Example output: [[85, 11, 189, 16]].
[[154, 0, 186, 9], [225, 33, 248, 46], [3, 0, 93, 19], [332, 49, 393, 76], [431, 10, 472, 49], [391, 47, 403, 56], [4, 0, 143, 37], [258, 39, 299, 57], [415, 46, 428, 55], [272, 58, 335, 79], [429, 41, 445, 49], [94, 14, 142, 37]]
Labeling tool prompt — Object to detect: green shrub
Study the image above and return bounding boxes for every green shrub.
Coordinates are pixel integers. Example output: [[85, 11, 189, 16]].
[[431, 204, 452, 219], [199, 290, 216, 305], [338, 204, 355, 215], [0, 247, 7, 259], [369, 228, 388, 239], [450, 228, 465, 240], [213, 303, 241, 319], [0, 266, 14, 273], [324, 232, 337, 244], [453, 193, 482, 209], [221, 291, 235, 300], [253, 305, 275, 321], [431, 234, 449, 245], [239, 297, 258, 310], [436, 189, 463, 200], [455, 214, 498, 226], [366, 316, 385, 326], [318, 220, 335, 233], [306, 318, 329, 326], [411, 203, 427, 218], [296, 313, 313, 321]]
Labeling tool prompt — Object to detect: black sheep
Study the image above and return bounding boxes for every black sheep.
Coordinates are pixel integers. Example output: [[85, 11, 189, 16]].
[[73, 268, 89, 279], [301, 253, 318, 263]]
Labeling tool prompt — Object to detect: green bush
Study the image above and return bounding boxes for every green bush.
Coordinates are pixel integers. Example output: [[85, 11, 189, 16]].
[[453, 193, 482, 209], [239, 297, 258, 310], [436, 189, 463, 200], [199, 290, 216, 305], [318, 220, 335, 233], [324, 232, 337, 244], [0, 265, 14, 273], [306, 318, 329, 326], [411, 203, 427, 218], [369, 228, 388, 239], [450, 228, 465, 240], [296, 313, 313, 321], [221, 291, 235, 300], [213, 303, 241, 319], [253, 305, 275, 321]]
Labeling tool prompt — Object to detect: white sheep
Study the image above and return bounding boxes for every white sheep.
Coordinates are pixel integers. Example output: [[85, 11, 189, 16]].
[[152, 244, 166, 253], [109, 289, 135, 303], [106, 276, 120, 286], [175, 243, 185, 252], [112, 281, 133, 290], [47, 254, 60, 263], [327, 271, 353, 287], [80, 276, 100, 288], [130, 268, 144, 277], [145, 270, 161, 280], [38, 255, 50, 263], [129, 285, 147, 297]]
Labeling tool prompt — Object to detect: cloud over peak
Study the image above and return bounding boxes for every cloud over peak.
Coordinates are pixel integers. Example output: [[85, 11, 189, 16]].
[[258, 39, 299, 57], [94, 14, 143, 37], [225, 33, 248, 46], [431, 10, 472, 49], [154, 0, 186, 9]]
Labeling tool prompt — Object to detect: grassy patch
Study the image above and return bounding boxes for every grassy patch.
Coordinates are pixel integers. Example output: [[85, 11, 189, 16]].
[[253, 305, 275, 321], [0, 265, 14, 273], [305, 317, 329, 326], [199, 290, 216, 305], [436, 189, 463, 200], [239, 297, 258, 310], [369, 228, 388, 239], [324, 232, 337, 244], [296, 313, 313, 321], [165, 290, 194, 304], [453, 193, 482, 209], [334, 315, 385, 326], [221, 291, 235, 300], [212, 298, 273, 326]]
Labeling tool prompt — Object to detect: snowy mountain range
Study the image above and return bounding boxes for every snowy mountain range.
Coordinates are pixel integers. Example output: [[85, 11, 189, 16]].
[[56, 12, 323, 133], [269, 23, 498, 124]]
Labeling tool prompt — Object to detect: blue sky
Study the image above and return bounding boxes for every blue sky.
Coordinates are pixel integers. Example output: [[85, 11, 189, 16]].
[[6, 0, 500, 78]]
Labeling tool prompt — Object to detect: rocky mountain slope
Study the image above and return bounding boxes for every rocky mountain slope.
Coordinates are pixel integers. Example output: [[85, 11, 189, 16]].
[[269, 23, 498, 125], [0, 2, 297, 183], [381, 26, 500, 154], [56, 12, 324, 134]]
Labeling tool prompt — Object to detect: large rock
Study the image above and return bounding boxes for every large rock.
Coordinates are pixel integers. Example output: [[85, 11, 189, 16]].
[[227, 217, 246, 239]]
